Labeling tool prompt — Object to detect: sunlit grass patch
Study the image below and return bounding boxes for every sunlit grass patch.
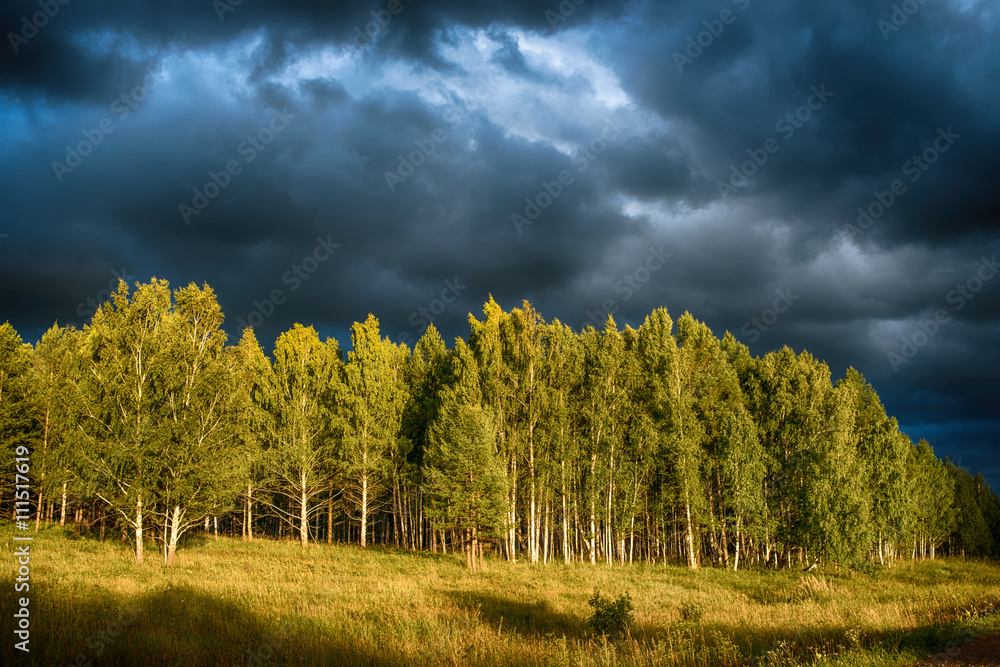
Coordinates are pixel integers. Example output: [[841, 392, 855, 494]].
[[2, 524, 999, 666]]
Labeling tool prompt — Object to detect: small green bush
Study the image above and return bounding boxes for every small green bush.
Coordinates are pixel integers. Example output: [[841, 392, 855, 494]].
[[587, 590, 633, 640], [851, 560, 886, 577], [679, 600, 704, 622]]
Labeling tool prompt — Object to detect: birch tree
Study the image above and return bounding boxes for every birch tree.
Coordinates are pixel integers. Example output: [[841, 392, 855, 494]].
[[231, 327, 273, 542], [340, 315, 409, 548], [158, 283, 244, 565], [29, 325, 81, 532], [839, 368, 909, 564], [265, 323, 343, 548], [75, 279, 174, 563], [468, 297, 518, 560], [638, 309, 705, 569], [502, 301, 549, 563], [541, 320, 582, 564]]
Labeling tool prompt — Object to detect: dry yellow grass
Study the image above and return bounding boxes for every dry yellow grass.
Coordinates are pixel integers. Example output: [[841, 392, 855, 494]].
[[2, 524, 999, 666]]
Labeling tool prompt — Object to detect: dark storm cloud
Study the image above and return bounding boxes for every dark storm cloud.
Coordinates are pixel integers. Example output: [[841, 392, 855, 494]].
[[1, 0, 625, 102], [601, 0, 999, 246], [1, 0, 997, 486]]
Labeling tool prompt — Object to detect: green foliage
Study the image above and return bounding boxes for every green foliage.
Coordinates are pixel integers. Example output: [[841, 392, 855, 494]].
[[69, 279, 250, 563], [424, 343, 508, 547], [265, 322, 344, 547], [339, 315, 409, 547], [757, 639, 797, 667], [29, 324, 82, 511], [678, 600, 704, 622], [5, 289, 1000, 570], [0, 322, 33, 503], [586, 590, 633, 640]]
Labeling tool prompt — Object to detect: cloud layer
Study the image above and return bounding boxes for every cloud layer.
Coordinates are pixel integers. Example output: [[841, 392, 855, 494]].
[[1, 0, 997, 484]]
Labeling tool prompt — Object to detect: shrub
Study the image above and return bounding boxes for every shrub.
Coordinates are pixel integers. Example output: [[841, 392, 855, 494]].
[[757, 639, 797, 667], [587, 590, 634, 640], [852, 560, 886, 577], [679, 600, 704, 622]]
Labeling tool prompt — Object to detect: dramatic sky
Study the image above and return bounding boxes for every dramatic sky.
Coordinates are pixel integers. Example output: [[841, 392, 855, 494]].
[[1, 1, 997, 486]]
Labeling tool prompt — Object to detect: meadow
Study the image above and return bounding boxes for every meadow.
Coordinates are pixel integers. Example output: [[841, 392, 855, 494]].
[[3, 525, 999, 667]]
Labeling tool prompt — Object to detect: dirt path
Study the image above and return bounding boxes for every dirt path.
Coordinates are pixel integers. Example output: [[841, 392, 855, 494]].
[[910, 632, 1000, 666]]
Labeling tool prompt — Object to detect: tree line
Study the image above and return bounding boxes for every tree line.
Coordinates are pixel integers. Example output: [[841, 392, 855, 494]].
[[1, 279, 998, 569]]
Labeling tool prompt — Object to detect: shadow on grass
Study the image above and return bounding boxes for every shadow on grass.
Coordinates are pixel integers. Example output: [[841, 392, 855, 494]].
[[0, 581, 419, 667], [633, 605, 995, 666], [442, 589, 586, 639]]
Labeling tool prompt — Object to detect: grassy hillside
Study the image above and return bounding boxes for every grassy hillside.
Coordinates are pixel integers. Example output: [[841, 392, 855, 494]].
[[3, 525, 999, 666]]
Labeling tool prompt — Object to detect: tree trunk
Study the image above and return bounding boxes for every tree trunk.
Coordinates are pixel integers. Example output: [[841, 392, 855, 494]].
[[360, 473, 369, 548], [214, 516, 219, 541], [247, 484, 254, 542], [465, 529, 473, 570], [166, 505, 182, 566], [472, 526, 479, 571], [684, 486, 698, 569], [629, 514, 636, 564], [135, 495, 144, 564], [299, 470, 309, 548], [716, 468, 729, 568], [416, 487, 424, 551], [529, 416, 538, 564], [589, 453, 597, 565], [327, 483, 334, 544], [508, 457, 517, 563], [392, 477, 401, 548], [60, 481, 68, 526], [34, 489, 43, 533], [733, 515, 743, 571], [573, 492, 581, 564], [561, 461, 570, 565], [607, 441, 615, 566]]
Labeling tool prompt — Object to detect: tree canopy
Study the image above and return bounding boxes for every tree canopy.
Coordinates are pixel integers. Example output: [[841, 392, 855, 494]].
[[2, 280, 997, 568]]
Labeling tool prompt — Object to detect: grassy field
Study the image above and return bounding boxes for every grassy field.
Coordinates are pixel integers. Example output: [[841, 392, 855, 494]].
[[3, 525, 1000, 666]]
